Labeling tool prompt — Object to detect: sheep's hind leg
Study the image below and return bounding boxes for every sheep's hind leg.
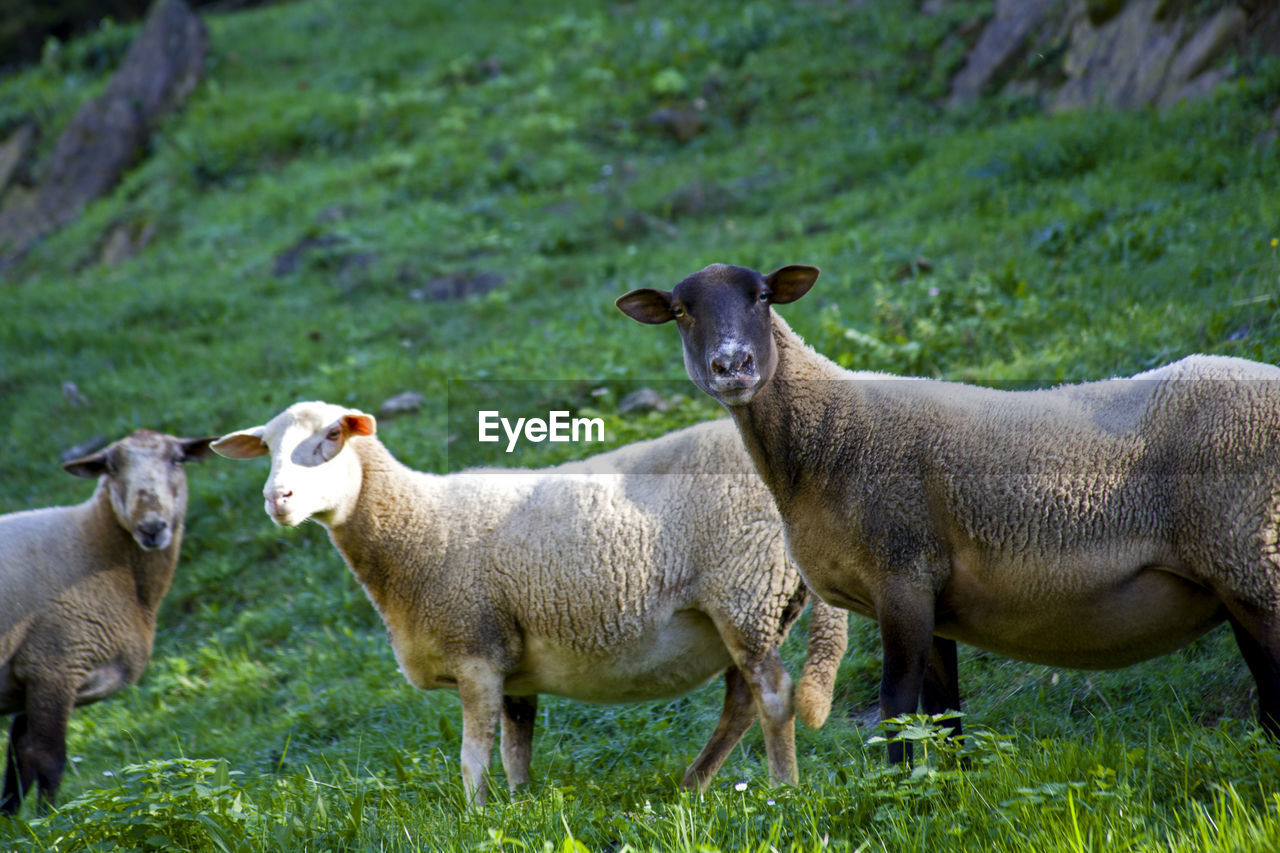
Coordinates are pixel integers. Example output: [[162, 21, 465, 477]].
[[682, 666, 758, 791], [922, 636, 963, 743], [739, 650, 799, 786], [1, 713, 31, 814], [500, 695, 537, 792], [2, 689, 71, 813], [1227, 613, 1280, 739], [701, 610, 799, 786]]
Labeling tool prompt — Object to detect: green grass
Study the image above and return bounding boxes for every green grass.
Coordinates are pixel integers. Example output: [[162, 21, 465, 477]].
[[2, 0, 1280, 849]]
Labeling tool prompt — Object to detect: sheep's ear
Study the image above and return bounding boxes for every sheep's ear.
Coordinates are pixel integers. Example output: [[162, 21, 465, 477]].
[[616, 288, 676, 324], [211, 427, 269, 459], [178, 436, 221, 462], [342, 413, 376, 437], [63, 450, 110, 479], [765, 265, 820, 304]]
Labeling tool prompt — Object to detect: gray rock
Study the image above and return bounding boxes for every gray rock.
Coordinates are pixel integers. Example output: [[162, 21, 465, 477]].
[[660, 179, 741, 218], [618, 388, 669, 415], [0, 0, 208, 259], [409, 271, 504, 301], [60, 435, 108, 464], [98, 219, 157, 267], [1161, 66, 1234, 109], [272, 234, 345, 276], [0, 123, 37, 198], [379, 392, 425, 418], [61, 381, 90, 408], [948, 0, 1251, 113], [948, 0, 1064, 104], [645, 107, 709, 143], [1052, 0, 1244, 111], [1159, 6, 1247, 107]]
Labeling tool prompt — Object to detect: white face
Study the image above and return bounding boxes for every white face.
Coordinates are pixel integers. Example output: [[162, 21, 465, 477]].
[[214, 402, 371, 528]]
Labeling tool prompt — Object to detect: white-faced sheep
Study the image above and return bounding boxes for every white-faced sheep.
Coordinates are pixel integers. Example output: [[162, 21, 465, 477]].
[[618, 262, 1280, 760], [212, 402, 848, 806], [0, 430, 216, 812]]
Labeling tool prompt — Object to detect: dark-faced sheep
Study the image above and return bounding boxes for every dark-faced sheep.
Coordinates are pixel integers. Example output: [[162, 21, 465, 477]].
[[212, 402, 848, 806], [0, 430, 216, 812], [618, 262, 1280, 760]]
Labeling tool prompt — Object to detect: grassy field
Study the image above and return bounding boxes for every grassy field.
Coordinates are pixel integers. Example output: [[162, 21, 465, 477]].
[[2, 0, 1280, 849]]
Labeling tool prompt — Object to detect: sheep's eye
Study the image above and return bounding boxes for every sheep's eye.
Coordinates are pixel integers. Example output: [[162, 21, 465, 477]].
[[326, 428, 341, 441], [757, 291, 770, 303], [672, 305, 686, 319]]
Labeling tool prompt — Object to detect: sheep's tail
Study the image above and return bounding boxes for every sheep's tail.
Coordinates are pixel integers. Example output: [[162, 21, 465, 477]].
[[795, 597, 848, 729]]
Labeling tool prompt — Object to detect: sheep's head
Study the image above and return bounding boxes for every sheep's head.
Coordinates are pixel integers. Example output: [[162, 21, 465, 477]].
[[63, 430, 217, 550], [616, 263, 819, 406], [211, 402, 376, 528]]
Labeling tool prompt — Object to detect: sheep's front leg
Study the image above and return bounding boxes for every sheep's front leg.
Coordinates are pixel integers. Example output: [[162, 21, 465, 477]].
[[499, 695, 537, 791], [456, 663, 505, 808], [877, 584, 936, 764], [682, 666, 758, 790]]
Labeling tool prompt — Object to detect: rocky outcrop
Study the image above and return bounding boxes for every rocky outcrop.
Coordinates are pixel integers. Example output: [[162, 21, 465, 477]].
[[948, 0, 1065, 105], [1053, 1, 1247, 111], [0, 124, 38, 198], [947, 0, 1260, 112], [0, 0, 207, 262]]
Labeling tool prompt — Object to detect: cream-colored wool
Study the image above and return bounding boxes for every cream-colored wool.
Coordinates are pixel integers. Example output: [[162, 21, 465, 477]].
[[0, 430, 214, 812], [214, 403, 847, 807]]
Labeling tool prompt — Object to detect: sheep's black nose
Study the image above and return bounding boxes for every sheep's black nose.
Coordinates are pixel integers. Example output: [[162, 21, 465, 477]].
[[711, 350, 754, 377], [136, 519, 169, 548]]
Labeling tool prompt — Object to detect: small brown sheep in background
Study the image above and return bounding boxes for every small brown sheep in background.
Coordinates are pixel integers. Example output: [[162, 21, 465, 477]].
[[0, 430, 216, 812], [618, 262, 1280, 761], [213, 402, 848, 807]]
